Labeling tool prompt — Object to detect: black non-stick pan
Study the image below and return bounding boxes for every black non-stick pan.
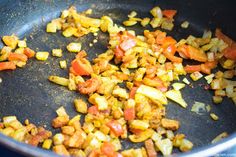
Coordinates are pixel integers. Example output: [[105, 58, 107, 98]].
[[0, 0, 236, 156]]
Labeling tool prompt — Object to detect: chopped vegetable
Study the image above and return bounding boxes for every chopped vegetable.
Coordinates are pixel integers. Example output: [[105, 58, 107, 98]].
[[36, 52, 49, 61], [212, 132, 228, 144], [67, 42, 82, 53], [145, 139, 157, 157], [190, 71, 203, 81], [5, 5, 236, 157], [210, 113, 219, 121], [0, 61, 16, 71], [172, 83, 185, 90], [165, 90, 188, 108], [2, 35, 18, 49], [59, 60, 67, 69], [136, 85, 167, 105], [161, 118, 180, 131], [52, 49, 63, 57], [48, 76, 69, 86], [181, 21, 189, 29], [74, 99, 87, 114]]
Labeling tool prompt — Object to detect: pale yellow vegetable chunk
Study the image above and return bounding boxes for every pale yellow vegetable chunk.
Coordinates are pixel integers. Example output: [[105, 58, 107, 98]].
[[130, 120, 149, 130], [48, 76, 69, 86], [2, 35, 18, 49], [36, 52, 49, 61], [165, 90, 188, 108], [136, 85, 167, 105], [59, 60, 67, 69], [42, 139, 52, 149], [155, 138, 173, 156], [67, 42, 82, 53], [62, 27, 77, 37], [18, 40, 27, 48], [172, 83, 185, 90], [74, 99, 88, 114], [46, 22, 57, 33], [123, 20, 137, 26], [52, 49, 62, 57], [129, 129, 154, 143], [94, 95, 108, 110]]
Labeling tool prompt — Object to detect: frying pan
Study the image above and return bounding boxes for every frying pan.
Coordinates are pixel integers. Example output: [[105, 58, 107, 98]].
[[0, 0, 236, 156]]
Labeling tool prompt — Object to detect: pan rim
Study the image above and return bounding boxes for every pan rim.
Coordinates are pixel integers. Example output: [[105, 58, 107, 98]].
[[0, 132, 235, 157]]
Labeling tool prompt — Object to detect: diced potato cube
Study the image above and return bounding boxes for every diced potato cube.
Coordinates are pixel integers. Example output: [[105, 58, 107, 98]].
[[161, 118, 179, 131], [223, 70, 234, 79], [161, 19, 174, 31], [74, 99, 88, 114], [150, 17, 162, 28], [61, 10, 69, 18], [136, 85, 167, 105], [181, 21, 189, 29], [155, 138, 173, 156], [61, 126, 75, 135], [3, 116, 17, 127], [68, 115, 81, 126], [215, 90, 226, 96], [190, 71, 203, 81], [134, 68, 146, 82], [63, 27, 77, 37], [67, 42, 82, 53], [18, 40, 27, 48], [48, 76, 69, 86], [53, 145, 70, 156], [0, 46, 12, 61], [100, 16, 113, 32], [11, 127, 27, 142], [112, 86, 129, 99], [111, 138, 122, 151], [2, 35, 18, 49], [204, 74, 215, 84], [56, 106, 68, 117], [52, 116, 69, 128], [42, 139, 52, 149], [52, 49, 62, 57], [223, 59, 235, 69], [179, 139, 193, 152], [173, 134, 185, 147], [166, 130, 174, 140], [0, 127, 15, 136], [53, 133, 65, 145], [165, 90, 188, 108], [94, 131, 106, 141], [150, 6, 162, 18], [213, 96, 223, 104], [46, 22, 57, 33], [141, 18, 151, 27], [59, 60, 67, 69], [94, 95, 108, 110], [36, 52, 49, 61], [83, 123, 95, 134], [9, 120, 23, 130], [130, 120, 149, 130]]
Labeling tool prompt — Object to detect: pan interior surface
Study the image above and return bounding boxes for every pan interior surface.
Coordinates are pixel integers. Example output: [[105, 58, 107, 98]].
[[0, 0, 236, 156]]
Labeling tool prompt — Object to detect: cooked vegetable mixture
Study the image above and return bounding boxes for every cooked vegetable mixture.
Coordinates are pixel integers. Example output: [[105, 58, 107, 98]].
[[0, 5, 235, 157]]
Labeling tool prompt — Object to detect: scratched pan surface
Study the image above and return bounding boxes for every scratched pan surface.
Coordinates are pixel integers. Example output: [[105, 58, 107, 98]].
[[0, 0, 236, 156]]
